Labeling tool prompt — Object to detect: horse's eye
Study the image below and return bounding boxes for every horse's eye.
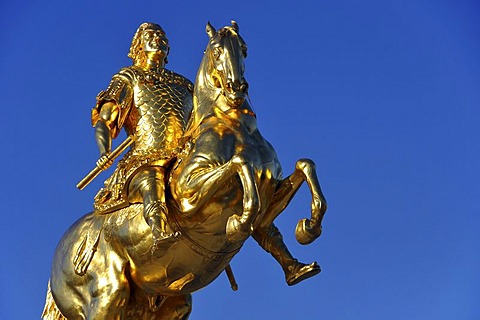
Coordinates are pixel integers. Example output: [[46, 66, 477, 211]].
[[212, 48, 221, 59]]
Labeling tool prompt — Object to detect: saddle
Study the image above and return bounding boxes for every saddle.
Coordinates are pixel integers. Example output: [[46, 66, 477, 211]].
[[73, 205, 142, 276]]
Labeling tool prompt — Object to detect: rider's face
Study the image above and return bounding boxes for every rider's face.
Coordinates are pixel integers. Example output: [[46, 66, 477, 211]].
[[141, 28, 169, 59]]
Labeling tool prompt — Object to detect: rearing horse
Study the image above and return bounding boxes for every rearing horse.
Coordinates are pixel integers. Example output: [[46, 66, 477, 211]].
[[43, 21, 326, 320]]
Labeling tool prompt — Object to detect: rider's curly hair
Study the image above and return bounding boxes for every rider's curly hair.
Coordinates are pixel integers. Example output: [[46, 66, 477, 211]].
[[128, 22, 169, 65]]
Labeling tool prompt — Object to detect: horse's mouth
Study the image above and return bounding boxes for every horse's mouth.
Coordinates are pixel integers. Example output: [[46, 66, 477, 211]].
[[211, 73, 248, 106], [224, 81, 248, 106], [225, 91, 246, 107]]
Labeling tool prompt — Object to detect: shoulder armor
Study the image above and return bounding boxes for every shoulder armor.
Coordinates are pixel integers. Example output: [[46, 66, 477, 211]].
[[104, 67, 135, 107], [91, 67, 134, 138]]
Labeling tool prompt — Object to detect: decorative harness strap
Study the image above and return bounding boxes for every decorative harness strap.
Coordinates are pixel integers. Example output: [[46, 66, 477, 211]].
[[167, 204, 242, 261]]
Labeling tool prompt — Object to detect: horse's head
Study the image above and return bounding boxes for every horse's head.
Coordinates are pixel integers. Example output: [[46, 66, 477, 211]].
[[203, 21, 249, 107]]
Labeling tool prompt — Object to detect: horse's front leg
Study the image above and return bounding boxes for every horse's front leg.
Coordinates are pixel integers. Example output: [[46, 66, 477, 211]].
[[294, 159, 327, 244], [172, 155, 243, 214], [261, 158, 327, 245], [226, 156, 260, 242]]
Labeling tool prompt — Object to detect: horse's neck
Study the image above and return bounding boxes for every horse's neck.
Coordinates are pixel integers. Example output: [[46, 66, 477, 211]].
[[192, 59, 226, 125], [195, 59, 223, 103]]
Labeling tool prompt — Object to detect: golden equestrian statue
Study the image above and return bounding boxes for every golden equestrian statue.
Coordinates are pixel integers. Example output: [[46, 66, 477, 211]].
[[43, 21, 327, 319]]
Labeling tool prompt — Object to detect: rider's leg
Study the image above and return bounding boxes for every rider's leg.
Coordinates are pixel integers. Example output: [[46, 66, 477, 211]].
[[129, 167, 171, 246], [253, 224, 320, 286]]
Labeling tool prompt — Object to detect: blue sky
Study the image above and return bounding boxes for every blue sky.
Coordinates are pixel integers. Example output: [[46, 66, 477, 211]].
[[1, 1, 479, 319]]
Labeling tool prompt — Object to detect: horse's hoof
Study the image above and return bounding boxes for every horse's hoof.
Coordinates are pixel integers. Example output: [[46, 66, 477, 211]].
[[286, 261, 321, 286], [295, 218, 322, 245], [226, 215, 252, 242]]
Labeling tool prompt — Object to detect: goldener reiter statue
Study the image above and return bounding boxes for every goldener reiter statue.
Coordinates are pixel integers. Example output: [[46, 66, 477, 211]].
[[42, 21, 327, 320]]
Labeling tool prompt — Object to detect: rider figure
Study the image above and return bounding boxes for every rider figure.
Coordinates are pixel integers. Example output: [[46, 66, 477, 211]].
[[92, 23, 193, 249], [92, 22, 318, 285]]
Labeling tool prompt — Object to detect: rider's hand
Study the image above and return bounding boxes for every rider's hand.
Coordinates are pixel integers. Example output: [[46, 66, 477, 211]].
[[96, 153, 113, 170]]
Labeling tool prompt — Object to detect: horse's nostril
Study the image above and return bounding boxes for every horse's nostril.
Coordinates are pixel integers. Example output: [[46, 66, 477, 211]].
[[240, 83, 248, 92]]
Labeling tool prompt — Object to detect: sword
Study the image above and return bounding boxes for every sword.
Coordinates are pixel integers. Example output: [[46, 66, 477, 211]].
[[224, 264, 238, 291], [76, 135, 134, 190]]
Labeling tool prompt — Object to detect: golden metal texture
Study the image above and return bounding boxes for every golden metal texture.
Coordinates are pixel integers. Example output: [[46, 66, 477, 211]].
[[43, 21, 327, 319], [77, 135, 134, 190]]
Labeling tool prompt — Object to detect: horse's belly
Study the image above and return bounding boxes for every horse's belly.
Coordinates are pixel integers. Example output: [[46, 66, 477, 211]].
[[128, 237, 230, 295]]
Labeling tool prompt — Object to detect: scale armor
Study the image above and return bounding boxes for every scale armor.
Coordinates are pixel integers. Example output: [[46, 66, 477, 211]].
[[92, 66, 193, 213]]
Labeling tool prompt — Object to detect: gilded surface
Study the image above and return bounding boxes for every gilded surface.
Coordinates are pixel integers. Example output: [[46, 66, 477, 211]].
[[93, 65, 193, 213], [43, 21, 327, 320]]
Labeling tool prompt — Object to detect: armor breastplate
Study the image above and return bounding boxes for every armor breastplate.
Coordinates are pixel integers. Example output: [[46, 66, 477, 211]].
[[128, 68, 193, 157], [92, 67, 193, 213]]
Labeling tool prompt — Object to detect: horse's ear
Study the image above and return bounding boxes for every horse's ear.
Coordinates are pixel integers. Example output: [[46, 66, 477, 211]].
[[206, 21, 216, 38], [231, 20, 239, 33]]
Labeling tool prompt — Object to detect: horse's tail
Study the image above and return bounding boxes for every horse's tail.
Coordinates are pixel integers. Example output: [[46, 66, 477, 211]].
[[41, 280, 67, 320]]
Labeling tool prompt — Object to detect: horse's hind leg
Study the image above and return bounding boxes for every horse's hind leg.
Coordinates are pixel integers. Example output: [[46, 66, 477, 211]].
[[88, 278, 129, 319], [88, 278, 130, 320], [260, 158, 327, 245], [153, 294, 192, 320], [86, 250, 130, 319]]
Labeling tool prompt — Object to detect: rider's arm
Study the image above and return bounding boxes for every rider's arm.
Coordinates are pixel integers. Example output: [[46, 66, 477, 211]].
[[91, 69, 134, 156], [95, 101, 119, 156]]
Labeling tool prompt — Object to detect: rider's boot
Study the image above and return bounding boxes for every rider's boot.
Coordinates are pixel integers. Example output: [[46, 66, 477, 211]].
[[145, 200, 174, 253], [253, 224, 321, 286]]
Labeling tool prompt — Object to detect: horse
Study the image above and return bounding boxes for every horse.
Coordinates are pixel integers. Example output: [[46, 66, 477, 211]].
[[43, 21, 326, 320]]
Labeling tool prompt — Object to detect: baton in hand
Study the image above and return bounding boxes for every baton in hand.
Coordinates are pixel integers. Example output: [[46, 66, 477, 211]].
[[76, 136, 134, 190]]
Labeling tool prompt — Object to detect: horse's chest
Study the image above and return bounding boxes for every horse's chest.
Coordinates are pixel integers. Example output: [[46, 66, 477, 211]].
[[239, 115, 257, 134], [234, 133, 276, 168]]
